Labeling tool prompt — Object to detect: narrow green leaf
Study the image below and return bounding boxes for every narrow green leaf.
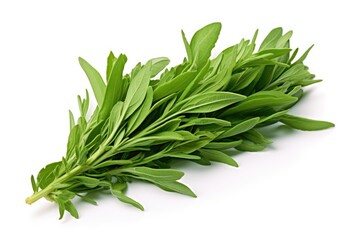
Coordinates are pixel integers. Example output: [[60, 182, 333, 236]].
[[58, 202, 65, 220], [179, 92, 246, 114], [218, 117, 260, 139], [222, 91, 297, 116], [74, 176, 100, 188], [228, 67, 263, 92], [181, 30, 193, 62], [106, 51, 117, 82], [179, 61, 211, 101], [205, 139, 243, 150], [127, 86, 153, 135], [124, 62, 152, 119], [123, 167, 184, 181], [76, 194, 97, 205], [165, 153, 201, 160], [198, 149, 238, 167], [293, 45, 314, 65], [64, 201, 79, 219], [180, 117, 231, 129], [151, 119, 182, 134], [108, 101, 124, 135], [99, 54, 127, 120], [280, 114, 335, 131], [31, 175, 38, 193], [68, 110, 75, 130], [94, 160, 133, 169], [110, 187, 144, 211], [242, 129, 272, 144], [259, 110, 289, 123], [78, 57, 106, 105], [235, 140, 266, 152], [149, 93, 176, 115], [174, 138, 213, 154], [176, 130, 199, 141], [153, 71, 198, 101], [149, 131, 185, 141], [155, 181, 196, 197], [66, 125, 80, 157]]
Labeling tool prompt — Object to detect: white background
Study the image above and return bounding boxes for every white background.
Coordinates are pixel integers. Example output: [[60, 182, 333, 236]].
[[0, 0, 359, 239]]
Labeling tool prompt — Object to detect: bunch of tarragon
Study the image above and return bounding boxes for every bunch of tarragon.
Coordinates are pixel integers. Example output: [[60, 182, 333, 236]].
[[26, 22, 334, 219]]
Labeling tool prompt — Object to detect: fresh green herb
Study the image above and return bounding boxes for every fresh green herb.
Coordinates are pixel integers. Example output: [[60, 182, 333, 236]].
[[25, 22, 334, 219]]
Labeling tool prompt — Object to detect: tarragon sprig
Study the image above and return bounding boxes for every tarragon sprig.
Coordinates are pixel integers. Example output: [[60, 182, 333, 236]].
[[25, 22, 334, 219]]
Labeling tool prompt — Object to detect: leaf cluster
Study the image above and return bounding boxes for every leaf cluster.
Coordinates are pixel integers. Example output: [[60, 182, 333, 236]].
[[27, 23, 334, 219]]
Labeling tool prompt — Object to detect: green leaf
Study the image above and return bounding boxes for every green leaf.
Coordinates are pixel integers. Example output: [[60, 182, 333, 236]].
[[74, 176, 100, 188], [108, 101, 124, 135], [227, 67, 263, 92], [66, 125, 80, 157], [280, 114, 335, 131], [178, 92, 246, 114], [123, 62, 152, 119], [155, 181, 196, 197], [76, 194, 97, 205], [31, 175, 38, 193], [58, 202, 65, 220], [37, 161, 61, 189], [218, 117, 260, 139], [151, 118, 182, 134], [99, 54, 127, 120], [78, 57, 106, 105], [179, 61, 211, 101], [180, 117, 231, 129], [149, 93, 176, 114], [110, 185, 144, 211], [174, 138, 213, 154], [222, 91, 297, 116], [56, 190, 76, 202], [106, 51, 117, 82], [181, 30, 193, 62], [69, 110, 75, 130], [127, 86, 153, 135], [259, 110, 289, 123], [242, 129, 272, 144], [64, 201, 79, 219], [190, 22, 222, 68], [293, 45, 314, 65], [253, 48, 291, 59], [149, 57, 170, 77], [123, 167, 184, 181], [259, 27, 283, 50], [76, 147, 88, 165], [146, 131, 185, 142], [85, 120, 105, 145], [198, 149, 238, 167], [153, 71, 198, 101], [205, 139, 243, 150], [176, 130, 199, 141], [94, 160, 132, 169], [235, 140, 266, 152], [164, 152, 201, 160]]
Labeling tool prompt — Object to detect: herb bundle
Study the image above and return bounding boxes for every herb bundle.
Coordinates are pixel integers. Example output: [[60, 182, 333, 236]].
[[26, 23, 334, 219]]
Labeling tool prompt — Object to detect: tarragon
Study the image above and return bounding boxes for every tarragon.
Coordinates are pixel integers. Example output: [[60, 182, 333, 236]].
[[26, 22, 334, 219]]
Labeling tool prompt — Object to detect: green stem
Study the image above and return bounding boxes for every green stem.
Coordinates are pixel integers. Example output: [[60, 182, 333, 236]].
[[25, 165, 85, 204], [26, 145, 106, 205]]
